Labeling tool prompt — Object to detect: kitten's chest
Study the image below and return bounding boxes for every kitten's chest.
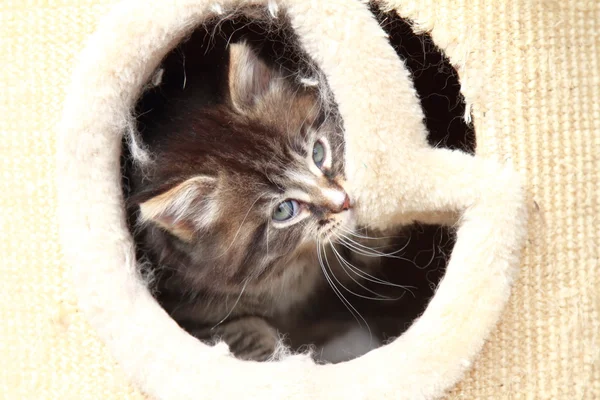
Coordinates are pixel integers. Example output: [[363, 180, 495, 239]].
[[259, 254, 324, 315], [247, 237, 389, 317], [259, 243, 386, 314]]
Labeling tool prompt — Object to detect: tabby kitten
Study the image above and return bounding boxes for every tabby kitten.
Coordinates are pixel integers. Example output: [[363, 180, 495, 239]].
[[129, 42, 382, 361]]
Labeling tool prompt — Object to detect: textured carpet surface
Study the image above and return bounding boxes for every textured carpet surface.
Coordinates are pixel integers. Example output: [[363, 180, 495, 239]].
[[1, 0, 598, 399]]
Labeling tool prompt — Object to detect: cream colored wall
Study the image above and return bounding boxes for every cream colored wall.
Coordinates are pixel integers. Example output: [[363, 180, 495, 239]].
[[1, 0, 597, 399]]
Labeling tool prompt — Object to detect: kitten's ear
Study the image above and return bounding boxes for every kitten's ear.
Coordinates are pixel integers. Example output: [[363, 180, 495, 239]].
[[228, 42, 279, 111], [134, 176, 218, 241]]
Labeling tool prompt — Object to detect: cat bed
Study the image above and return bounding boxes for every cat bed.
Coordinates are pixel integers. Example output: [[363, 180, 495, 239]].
[[57, 0, 528, 399]]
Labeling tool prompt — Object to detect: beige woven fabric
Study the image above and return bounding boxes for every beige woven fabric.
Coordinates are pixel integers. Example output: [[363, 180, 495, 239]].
[[393, 2, 600, 398], [0, 1, 597, 399], [0, 1, 144, 399]]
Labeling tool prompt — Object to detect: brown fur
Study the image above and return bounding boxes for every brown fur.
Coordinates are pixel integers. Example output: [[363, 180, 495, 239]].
[[129, 42, 385, 361]]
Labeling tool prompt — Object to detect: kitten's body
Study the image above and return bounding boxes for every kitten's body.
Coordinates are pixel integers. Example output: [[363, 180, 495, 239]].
[[129, 42, 387, 361]]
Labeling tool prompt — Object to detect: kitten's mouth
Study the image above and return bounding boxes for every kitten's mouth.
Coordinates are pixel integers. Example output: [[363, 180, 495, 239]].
[[320, 224, 340, 243], [315, 201, 356, 244], [319, 219, 349, 245]]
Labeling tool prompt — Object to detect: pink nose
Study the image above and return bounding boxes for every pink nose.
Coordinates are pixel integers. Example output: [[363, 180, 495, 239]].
[[341, 194, 351, 211]]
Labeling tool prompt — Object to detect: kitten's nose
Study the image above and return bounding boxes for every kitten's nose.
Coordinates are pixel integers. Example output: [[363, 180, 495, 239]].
[[341, 194, 351, 211], [322, 188, 351, 214]]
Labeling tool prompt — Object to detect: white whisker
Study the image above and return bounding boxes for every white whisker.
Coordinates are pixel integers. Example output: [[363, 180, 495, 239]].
[[338, 234, 420, 268], [212, 194, 265, 260], [317, 240, 371, 338], [339, 226, 404, 241], [331, 241, 415, 296], [329, 243, 399, 301], [338, 226, 413, 257], [211, 277, 250, 330], [323, 243, 387, 302]]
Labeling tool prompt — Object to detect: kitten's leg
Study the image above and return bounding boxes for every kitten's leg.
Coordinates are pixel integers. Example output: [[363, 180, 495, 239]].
[[192, 316, 280, 361]]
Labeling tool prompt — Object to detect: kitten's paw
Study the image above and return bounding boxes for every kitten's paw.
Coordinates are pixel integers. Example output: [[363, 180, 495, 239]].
[[214, 316, 280, 361]]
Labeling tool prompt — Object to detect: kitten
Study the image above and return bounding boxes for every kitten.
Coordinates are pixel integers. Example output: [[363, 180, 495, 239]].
[[129, 42, 386, 361]]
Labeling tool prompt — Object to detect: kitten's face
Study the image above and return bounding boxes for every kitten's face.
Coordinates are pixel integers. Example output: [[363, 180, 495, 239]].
[[134, 42, 352, 284], [257, 126, 353, 242]]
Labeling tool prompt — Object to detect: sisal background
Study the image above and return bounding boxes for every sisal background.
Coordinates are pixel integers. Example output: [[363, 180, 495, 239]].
[[0, 0, 598, 399]]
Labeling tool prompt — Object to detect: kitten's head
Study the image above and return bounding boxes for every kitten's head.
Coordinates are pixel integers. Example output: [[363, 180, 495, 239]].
[[132, 42, 352, 283]]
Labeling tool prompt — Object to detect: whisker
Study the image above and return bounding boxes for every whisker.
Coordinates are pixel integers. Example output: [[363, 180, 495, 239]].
[[317, 240, 371, 338], [339, 225, 406, 242], [337, 235, 388, 257], [329, 243, 399, 301], [265, 198, 274, 258], [338, 226, 414, 257], [212, 194, 265, 260], [338, 235, 420, 268], [331, 242, 416, 297], [324, 243, 390, 301], [210, 276, 251, 330]]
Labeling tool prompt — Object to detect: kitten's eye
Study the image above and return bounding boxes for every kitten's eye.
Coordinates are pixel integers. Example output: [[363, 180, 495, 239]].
[[312, 140, 326, 168], [272, 200, 300, 222]]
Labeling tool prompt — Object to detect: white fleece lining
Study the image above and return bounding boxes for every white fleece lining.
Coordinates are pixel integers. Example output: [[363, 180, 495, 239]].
[[57, 1, 528, 399]]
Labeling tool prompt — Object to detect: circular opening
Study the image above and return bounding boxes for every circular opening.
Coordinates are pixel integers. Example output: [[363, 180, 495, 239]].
[[121, 5, 475, 364]]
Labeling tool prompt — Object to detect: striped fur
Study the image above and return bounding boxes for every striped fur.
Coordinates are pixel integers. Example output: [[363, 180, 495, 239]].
[[128, 42, 381, 361]]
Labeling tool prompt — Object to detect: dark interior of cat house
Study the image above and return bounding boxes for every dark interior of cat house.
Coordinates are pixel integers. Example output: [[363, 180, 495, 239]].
[[122, 4, 475, 363]]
